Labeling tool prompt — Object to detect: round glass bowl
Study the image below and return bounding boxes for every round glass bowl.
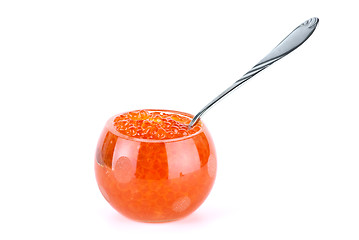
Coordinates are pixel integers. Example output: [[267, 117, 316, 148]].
[[94, 109, 217, 222]]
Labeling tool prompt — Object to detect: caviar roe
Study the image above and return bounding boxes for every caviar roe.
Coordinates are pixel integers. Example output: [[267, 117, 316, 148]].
[[113, 110, 201, 140], [95, 109, 216, 222]]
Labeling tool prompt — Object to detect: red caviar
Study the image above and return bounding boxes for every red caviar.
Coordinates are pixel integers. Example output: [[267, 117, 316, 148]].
[[113, 110, 201, 140], [95, 110, 216, 222]]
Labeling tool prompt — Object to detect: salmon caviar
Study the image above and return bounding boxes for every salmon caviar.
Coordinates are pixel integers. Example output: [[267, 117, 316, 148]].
[[95, 110, 216, 222], [113, 110, 201, 140]]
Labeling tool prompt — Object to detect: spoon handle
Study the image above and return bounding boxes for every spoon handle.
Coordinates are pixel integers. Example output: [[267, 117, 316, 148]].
[[188, 17, 319, 129]]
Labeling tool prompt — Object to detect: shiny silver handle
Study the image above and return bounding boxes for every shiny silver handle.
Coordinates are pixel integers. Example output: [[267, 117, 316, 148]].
[[188, 17, 319, 129]]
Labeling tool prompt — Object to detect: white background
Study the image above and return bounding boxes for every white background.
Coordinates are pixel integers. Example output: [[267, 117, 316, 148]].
[[1, 1, 358, 239]]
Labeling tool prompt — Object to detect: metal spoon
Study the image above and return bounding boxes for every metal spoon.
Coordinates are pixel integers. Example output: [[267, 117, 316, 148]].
[[188, 17, 319, 129]]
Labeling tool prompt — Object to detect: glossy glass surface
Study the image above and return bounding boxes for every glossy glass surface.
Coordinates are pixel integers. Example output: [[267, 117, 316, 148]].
[[95, 110, 217, 222]]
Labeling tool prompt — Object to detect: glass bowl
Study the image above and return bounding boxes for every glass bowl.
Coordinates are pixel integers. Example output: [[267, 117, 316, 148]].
[[95, 109, 216, 222]]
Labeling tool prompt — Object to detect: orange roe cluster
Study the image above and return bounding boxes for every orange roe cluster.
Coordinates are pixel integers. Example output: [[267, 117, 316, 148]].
[[113, 110, 201, 140]]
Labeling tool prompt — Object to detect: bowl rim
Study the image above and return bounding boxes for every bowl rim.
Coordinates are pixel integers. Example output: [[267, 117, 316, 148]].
[[105, 109, 205, 143]]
